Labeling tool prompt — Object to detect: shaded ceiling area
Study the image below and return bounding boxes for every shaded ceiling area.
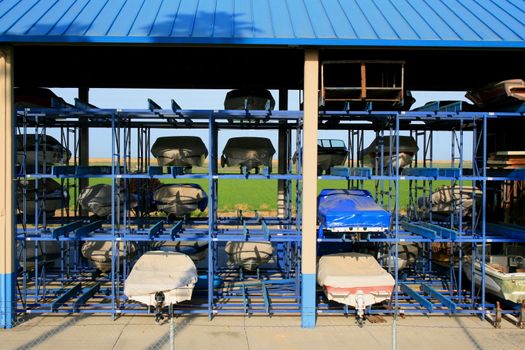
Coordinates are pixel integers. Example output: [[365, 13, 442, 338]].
[[14, 45, 525, 91]]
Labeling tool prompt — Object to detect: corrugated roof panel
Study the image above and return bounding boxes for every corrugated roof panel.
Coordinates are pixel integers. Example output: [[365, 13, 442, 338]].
[[339, 1, 378, 39], [172, 0, 199, 37], [472, 0, 525, 40], [267, 0, 294, 38], [426, 0, 480, 41], [127, 0, 162, 36], [286, 0, 315, 38], [85, 0, 127, 36], [251, 0, 274, 38], [320, 0, 356, 39], [213, 0, 234, 38], [27, 0, 77, 36], [149, 0, 180, 37], [7, 0, 56, 35], [107, 0, 146, 36], [64, 0, 109, 36], [358, 0, 400, 40], [0, 0, 39, 34], [48, 0, 91, 36], [191, 0, 216, 38], [303, 0, 335, 39], [0, 0, 523, 47]]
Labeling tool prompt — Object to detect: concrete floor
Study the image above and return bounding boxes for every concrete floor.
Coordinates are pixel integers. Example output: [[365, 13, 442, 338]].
[[2, 314, 525, 350]]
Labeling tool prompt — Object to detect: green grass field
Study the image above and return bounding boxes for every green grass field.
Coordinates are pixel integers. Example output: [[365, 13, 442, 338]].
[[77, 160, 469, 214]]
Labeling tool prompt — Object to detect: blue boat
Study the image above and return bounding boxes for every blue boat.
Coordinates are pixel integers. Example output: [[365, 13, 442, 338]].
[[317, 189, 391, 232]]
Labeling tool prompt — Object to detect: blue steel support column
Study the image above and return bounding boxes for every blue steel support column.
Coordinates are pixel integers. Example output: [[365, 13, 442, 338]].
[[301, 49, 319, 328], [208, 112, 216, 320], [0, 47, 15, 328]]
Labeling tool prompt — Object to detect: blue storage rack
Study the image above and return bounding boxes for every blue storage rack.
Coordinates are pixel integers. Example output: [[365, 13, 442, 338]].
[[13, 105, 525, 327]]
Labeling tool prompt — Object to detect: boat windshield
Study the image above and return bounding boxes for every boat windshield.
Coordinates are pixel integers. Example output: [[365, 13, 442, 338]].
[[318, 139, 346, 149]]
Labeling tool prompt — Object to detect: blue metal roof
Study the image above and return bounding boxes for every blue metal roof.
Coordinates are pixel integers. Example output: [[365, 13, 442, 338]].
[[0, 0, 524, 48]]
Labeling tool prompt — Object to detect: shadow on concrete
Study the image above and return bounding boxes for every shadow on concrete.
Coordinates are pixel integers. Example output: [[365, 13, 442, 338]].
[[15, 314, 88, 350], [146, 315, 196, 350], [454, 316, 484, 350]]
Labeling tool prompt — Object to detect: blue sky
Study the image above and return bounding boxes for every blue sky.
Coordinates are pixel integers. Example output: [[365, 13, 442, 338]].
[[49, 88, 471, 161]]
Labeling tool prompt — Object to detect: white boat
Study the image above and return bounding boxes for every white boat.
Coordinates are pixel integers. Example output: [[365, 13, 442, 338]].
[[17, 179, 67, 218], [221, 137, 275, 173], [224, 89, 275, 110], [16, 134, 71, 171], [317, 253, 395, 319], [78, 184, 138, 217], [151, 136, 208, 167], [317, 139, 348, 174], [124, 251, 198, 323], [81, 241, 138, 273], [417, 186, 482, 217], [224, 241, 274, 271], [153, 184, 207, 217], [360, 135, 418, 174], [464, 255, 525, 304]]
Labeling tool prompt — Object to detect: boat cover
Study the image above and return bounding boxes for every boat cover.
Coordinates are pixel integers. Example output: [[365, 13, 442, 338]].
[[224, 241, 274, 271], [124, 251, 198, 304], [152, 241, 209, 261], [17, 179, 67, 218], [224, 89, 275, 110], [221, 137, 275, 170], [318, 189, 390, 232], [81, 241, 137, 272], [318, 253, 395, 289], [418, 186, 482, 217], [151, 136, 208, 167], [16, 134, 71, 169], [153, 184, 207, 216], [78, 184, 138, 217]]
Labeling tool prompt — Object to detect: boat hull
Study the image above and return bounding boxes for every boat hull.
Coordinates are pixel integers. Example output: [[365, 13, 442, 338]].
[[464, 259, 525, 303]]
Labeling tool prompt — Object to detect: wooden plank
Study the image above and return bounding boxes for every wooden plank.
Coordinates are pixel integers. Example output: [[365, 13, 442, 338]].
[[360, 62, 367, 99]]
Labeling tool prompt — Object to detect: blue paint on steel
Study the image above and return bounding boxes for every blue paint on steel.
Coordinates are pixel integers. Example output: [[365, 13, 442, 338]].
[[400, 283, 433, 312], [169, 221, 184, 240], [51, 283, 82, 312], [401, 221, 437, 241], [147, 220, 164, 239], [421, 284, 457, 312], [74, 220, 103, 239], [0, 0, 524, 48], [73, 283, 101, 312], [301, 273, 316, 328], [51, 220, 83, 239], [1, 272, 15, 328]]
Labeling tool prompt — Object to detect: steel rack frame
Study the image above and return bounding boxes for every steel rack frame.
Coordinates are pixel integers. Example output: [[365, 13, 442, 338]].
[[14, 106, 304, 320]]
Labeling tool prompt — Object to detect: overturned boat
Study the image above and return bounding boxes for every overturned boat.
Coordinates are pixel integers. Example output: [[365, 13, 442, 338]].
[[17, 179, 68, 219], [318, 253, 395, 320], [318, 189, 391, 233], [464, 255, 525, 304], [417, 186, 482, 218], [318, 139, 348, 174], [81, 241, 138, 273], [153, 184, 207, 217], [124, 251, 198, 323], [78, 184, 138, 217], [360, 135, 418, 173], [152, 241, 208, 261], [151, 136, 208, 167], [15, 87, 73, 109], [466, 79, 525, 110], [224, 241, 274, 271], [224, 89, 275, 110], [16, 134, 71, 172], [17, 240, 61, 271], [221, 137, 275, 173]]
